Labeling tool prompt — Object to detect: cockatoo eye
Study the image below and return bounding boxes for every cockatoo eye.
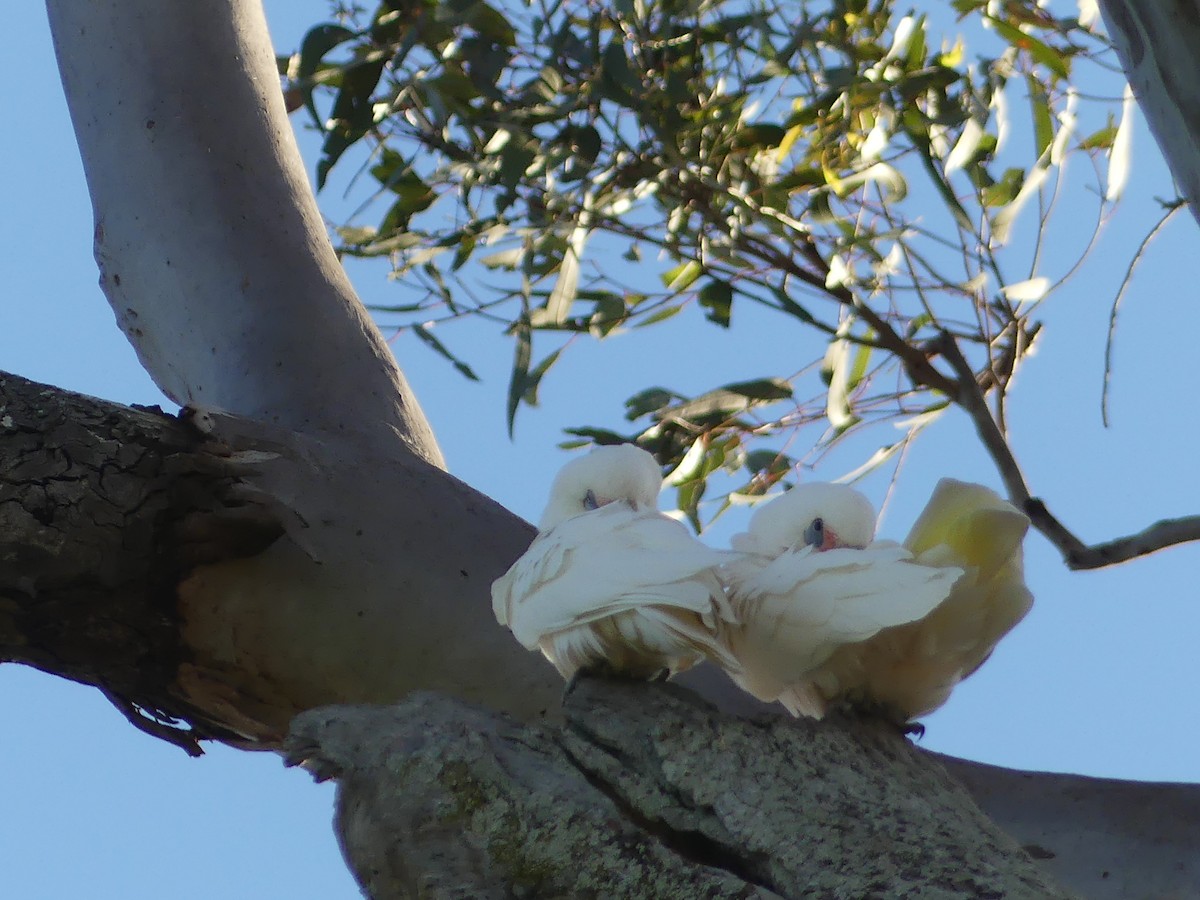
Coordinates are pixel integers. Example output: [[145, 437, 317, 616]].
[[583, 489, 600, 511], [803, 517, 825, 548]]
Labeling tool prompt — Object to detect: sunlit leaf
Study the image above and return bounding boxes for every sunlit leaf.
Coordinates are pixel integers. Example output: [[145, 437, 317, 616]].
[[665, 438, 708, 486], [1000, 277, 1050, 303], [480, 248, 526, 269], [1106, 84, 1135, 202], [545, 223, 588, 325], [991, 164, 1050, 246], [661, 261, 703, 292]]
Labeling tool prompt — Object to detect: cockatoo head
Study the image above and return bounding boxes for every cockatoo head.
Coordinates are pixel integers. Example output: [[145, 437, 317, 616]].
[[539, 444, 664, 530], [746, 482, 876, 554]]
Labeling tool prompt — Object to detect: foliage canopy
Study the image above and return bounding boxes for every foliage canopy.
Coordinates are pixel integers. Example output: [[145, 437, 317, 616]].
[[280, 0, 1137, 531]]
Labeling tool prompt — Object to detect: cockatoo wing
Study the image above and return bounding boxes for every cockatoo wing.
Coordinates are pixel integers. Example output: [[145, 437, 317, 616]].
[[904, 479, 1033, 671], [723, 543, 962, 695], [798, 478, 1034, 719], [905, 479, 1028, 578], [492, 504, 735, 650]]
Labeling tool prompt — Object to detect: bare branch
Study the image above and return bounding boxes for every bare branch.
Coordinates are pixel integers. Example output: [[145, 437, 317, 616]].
[[931, 332, 1200, 570]]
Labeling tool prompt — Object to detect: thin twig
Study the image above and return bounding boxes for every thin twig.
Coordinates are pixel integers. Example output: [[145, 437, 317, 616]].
[[1101, 202, 1182, 426]]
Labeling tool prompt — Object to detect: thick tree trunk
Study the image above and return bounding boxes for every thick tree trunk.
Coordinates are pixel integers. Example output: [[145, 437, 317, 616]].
[[1100, 0, 1200, 226], [45, 0, 442, 463], [284, 679, 1075, 900]]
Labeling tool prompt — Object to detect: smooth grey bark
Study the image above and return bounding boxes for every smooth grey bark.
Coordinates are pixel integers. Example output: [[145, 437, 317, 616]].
[[1099, 0, 1200, 227], [284, 679, 1075, 900], [939, 755, 1200, 900], [45, 0, 442, 465]]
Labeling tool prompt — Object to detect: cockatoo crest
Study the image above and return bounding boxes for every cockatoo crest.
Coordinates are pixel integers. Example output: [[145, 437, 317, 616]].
[[736, 482, 877, 555], [538, 443, 663, 530]]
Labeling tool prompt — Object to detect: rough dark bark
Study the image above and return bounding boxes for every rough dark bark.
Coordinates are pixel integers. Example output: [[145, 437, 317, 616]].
[[0, 370, 276, 752], [0, 369, 563, 747], [284, 678, 1074, 900]]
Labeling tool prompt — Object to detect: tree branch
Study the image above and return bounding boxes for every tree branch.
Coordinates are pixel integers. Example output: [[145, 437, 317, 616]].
[[284, 679, 1074, 899], [44, 0, 444, 465], [0, 369, 563, 749], [930, 331, 1200, 569]]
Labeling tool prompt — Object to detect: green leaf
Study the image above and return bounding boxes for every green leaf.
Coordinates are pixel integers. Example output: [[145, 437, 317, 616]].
[[317, 58, 385, 190], [698, 280, 734, 328], [661, 261, 703, 291], [1079, 120, 1117, 151], [562, 426, 633, 445], [589, 293, 627, 338], [676, 479, 706, 533], [745, 449, 793, 476], [668, 378, 792, 421], [1026, 75, 1054, 158], [296, 24, 357, 129], [636, 305, 684, 326], [522, 348, 563, 407], [988, 18, 1071, 80], [771, 288, 818, 325], [506, 321, 532, 437], [722, 378, 794, 402], [982, 167, 1024, 207], [411, 324, 480, 381], [625, 387, 680, 420], [732, 124, 788, 150], [600, 39, 642, 107]]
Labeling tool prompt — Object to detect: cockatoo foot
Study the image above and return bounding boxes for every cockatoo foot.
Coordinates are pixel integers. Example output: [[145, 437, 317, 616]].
[[563, 661, 657, 700], [829, 696, 922, 738]]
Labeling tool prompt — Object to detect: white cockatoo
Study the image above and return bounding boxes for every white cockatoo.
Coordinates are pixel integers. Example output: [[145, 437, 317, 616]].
[[721, 482, 964, 717], [797, 478, 1033, 720], [491, 444, 740, 681]]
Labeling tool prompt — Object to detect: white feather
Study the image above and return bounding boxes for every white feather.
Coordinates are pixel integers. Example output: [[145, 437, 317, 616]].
[[492, 446, 739, 680], [723, 540, 962, 705], [778, 478, 1033, 720]]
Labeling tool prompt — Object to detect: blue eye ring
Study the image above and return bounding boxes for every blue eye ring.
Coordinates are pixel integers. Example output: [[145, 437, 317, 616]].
[[583, 489, 600, 511], [803, 517, 825, 548]]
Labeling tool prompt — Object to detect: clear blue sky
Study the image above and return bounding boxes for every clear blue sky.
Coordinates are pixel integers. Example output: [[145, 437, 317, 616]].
[[3, 3, 1199, 898]]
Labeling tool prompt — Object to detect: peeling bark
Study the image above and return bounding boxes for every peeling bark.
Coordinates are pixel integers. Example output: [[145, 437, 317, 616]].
[[0, 369, 565, 746], [0, 370, 274, 751], [284, 679, 1074, 900]]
